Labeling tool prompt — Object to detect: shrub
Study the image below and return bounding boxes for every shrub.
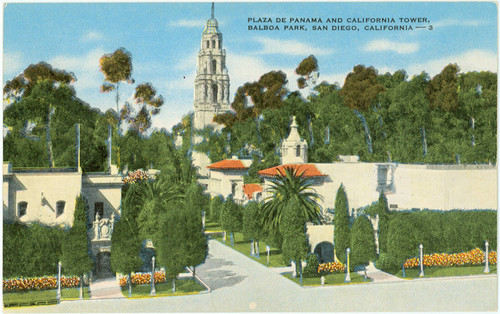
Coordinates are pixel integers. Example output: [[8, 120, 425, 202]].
[[350, 215, 376, 268], [303, 253, 320, 275], [334, 184, 350, 263], [208, 196, 223, 221], [376, 253, 400, 274]]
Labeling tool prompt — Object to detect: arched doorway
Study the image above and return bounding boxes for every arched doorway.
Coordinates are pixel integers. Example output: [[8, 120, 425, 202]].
[[96, 251, 114, 279], [314, 241, 334, 263]]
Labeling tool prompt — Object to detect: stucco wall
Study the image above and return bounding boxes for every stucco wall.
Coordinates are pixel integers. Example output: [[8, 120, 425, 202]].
[[208, 169, 247, 200], [6, 172, 82, 226], [306, 224, 334, 252], [82, 174, 123, 221]]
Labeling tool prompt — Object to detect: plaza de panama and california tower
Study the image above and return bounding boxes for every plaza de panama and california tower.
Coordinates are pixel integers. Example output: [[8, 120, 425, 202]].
[[192, 3, 231, 178]]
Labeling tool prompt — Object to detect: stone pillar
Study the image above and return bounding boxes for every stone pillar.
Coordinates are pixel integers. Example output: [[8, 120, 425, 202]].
[[419, 244, 425, 277], [345, 248, 351, 283], [484, 241, 490, 274]]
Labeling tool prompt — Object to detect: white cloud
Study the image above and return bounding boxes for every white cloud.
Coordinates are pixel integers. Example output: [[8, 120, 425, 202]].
[[434, 19, 487, 27], [3, 52, 24, 77], [364, 39, 419, 54], [407, 49, 497, 77], [170, 19, 208, 27], [81, 31, 104, 42], [255, 37, 333, 56]]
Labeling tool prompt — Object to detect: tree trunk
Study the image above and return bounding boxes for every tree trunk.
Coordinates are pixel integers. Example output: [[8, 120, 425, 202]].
[[46, 105, 55, 168], [79, 274, 83, 299], [193, 266, 196, 279], [250, 239, 254, 256], [230, 232, 234, 247], [128, 273, 132, 297], [420, 126, 428, 157], [172, 277, 176, 293], [255, 241, 259, 258], [299, 260, 303, 285]]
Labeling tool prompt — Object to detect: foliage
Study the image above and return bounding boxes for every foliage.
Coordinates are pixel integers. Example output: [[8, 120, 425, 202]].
[[110, 217, 143, 276], [303, 253, 320, 275], [280, 197, 310, 264], [61, 196, 93, 276], [242, 201, 263, 241], [122, 83, 164, 133], [340, 65, 386, 111], [375, 253, 400, 274], [295, 55, 319, 89], [183, 184, 209, 270], [334, 184, 350, 263], [350, 215, 376, 268], [261, 166, 322, 235], [426, 64, 459, 111], [208, 196, 224, 221], [219, 196, 243, 235]]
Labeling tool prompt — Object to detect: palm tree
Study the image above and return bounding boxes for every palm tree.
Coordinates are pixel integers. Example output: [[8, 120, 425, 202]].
[[260, 166, 323, 235]]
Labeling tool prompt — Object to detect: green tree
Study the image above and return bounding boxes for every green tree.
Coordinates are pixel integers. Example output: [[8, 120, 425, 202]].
[[334, 184, 350, 263], [261, 167, 322, 235], [99, 47, 134, 112], [280, 197, 309, 282], [242, 201, 263, 256], [426, 64, 460, 112], [61, 196, 93, 299], [208, 196, 224, 222], [219, 196, 242, 246], [387, 214, 419, 263], [156, 206, 190, 293], [375, 192, 390, 254], [122, 83, 164, 134], [350, 215, 376, 269], [340, 65, 385, 111]]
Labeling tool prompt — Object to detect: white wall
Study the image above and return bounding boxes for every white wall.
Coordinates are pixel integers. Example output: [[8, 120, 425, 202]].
[[82, 174, 123, 221], [208, 169, 247, 200]]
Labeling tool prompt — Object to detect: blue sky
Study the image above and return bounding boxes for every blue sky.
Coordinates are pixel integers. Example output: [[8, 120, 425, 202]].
[[3, 2, 498, 131]]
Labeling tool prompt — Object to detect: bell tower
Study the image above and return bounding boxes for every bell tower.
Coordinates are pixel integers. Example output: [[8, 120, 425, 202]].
[[193, 2, 230, 131]]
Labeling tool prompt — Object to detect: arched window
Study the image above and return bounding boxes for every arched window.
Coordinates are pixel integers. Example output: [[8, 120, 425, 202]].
[[296, 145, 301, 157], [218, 40, 221, 49], [206, 40, 210, 49], [56, 201, 66, 217], [212, 40, 215, 48], [212, 60, 217, 73], [18, 202, 27, 217], [212, 84, 218, 102]]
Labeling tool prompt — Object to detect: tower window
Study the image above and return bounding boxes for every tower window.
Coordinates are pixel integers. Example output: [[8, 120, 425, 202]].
[[218, 40, 221, 49], [212, 84, 218, 102], [18, 201, 27, 218], [206, 41, 209, 49], [212, 40, 215, 48], [56, 201, 66, 217], [296, 145, 301, 157], [212, 60, 217, 73]]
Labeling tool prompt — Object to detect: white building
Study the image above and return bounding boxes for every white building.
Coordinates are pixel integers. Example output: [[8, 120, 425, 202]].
[[206, 156, 252, 203]]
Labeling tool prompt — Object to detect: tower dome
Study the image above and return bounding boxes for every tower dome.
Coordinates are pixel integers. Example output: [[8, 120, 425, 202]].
[[203, 3, 219, 34]]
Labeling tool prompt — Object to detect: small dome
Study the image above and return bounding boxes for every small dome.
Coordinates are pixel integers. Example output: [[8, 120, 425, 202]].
[[203, 18, 219, 34]]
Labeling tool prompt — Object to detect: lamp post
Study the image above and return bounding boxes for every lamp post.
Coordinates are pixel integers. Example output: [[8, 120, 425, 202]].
[[56, 261, 62, 303], [345, 248, 351, 283], [484, 241, 490, 274], [151, 256, 156, 296], [419, 244, 425, 277], [266, 245, 270, 266]]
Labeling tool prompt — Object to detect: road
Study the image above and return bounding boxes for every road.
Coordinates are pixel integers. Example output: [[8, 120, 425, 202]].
[[5, 239, 497, 312]]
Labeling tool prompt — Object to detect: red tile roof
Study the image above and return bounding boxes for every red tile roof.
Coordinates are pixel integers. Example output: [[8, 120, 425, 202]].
[[243, 183, 263, 200], [258, 164, 326, 178], [207, 159, 248, 170]]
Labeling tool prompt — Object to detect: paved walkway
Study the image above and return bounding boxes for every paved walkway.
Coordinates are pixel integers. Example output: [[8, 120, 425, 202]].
[[355, 261, 404, 283], [89, 278, 124, 300]]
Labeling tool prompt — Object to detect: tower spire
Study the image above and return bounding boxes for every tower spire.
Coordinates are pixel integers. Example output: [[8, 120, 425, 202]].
[[211, 2, 214, 18]]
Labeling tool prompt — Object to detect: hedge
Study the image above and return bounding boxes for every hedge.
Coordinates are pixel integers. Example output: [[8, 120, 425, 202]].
[[386, 210, 496, 264], [3, 222, 66, 278]]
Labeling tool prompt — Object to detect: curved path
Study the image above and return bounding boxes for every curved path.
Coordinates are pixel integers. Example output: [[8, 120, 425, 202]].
[[5, 239, 497, 312]]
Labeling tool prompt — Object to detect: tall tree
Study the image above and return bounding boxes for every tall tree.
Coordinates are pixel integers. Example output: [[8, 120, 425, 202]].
[[219, 196, 242, 247], [340, 65, 386, 111], [122, 83, 164, 134], [242, 201, 264, 256], [350, 215, 376, 269], [279, 197, 309, 282], [334, 184, 350, 263], [261, 167, 322, 235], [426, 64, 460, 112], [61, 196, 93, 299]]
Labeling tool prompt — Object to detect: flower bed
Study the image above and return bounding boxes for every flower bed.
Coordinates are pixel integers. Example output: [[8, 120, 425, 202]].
[[123, 169, 152, 184], [317, 261, 346, 274], [3, 276, 80, 293], [404, 248, 497, 269], [119, 272, 166, 287]]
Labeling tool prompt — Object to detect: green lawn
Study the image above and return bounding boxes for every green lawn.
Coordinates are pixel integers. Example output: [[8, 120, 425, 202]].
[[207, 220, 287, 267], [121, 278, 205, 298], [3, 287, 90, 307], [395, 265, 497, 279], [284, 272, 370, 286], [204, 220, 223, 232]]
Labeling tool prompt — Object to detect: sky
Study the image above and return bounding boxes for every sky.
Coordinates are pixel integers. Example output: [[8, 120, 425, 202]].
[[2, 1, 498, 132]]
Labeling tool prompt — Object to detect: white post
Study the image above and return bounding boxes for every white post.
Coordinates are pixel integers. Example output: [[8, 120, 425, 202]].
[[201, 210, 206, 230], [291, 261, 297, 278], [250, 239, 254, 256], [484, 241, 490, 274], [266, 245, 270, 266], [345, 248, 351, 283], [419, 244, 425, 277], [321, 276, 325, 286], [57, 261, 62, 303], [151, 256, 156, 296], [223, 231, 226, 242]]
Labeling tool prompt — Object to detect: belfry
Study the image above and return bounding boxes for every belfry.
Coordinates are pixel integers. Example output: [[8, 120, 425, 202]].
[[193, 2, 231, 131]]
